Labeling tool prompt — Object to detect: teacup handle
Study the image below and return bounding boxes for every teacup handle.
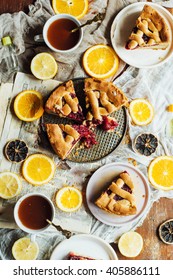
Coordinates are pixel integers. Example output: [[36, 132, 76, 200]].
[[34, 34, 44, 43]]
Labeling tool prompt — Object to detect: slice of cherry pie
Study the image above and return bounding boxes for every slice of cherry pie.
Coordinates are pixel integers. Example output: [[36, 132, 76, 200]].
[[95, 171, 137, 215], [68, 252, 95, 260], [45, 80, 84, 121], [126, 5, 170, 50], [46, 123, 97, 160], [84, 78, 128, 131]]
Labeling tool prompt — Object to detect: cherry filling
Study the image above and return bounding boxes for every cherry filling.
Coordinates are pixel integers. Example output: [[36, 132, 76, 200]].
[[102, 116, 118, 131], [72, 125, 97, 148], [142, 33, 150, 43], [106, 184, 132, 201], [68, 253, 94, 260], [68, 106, 84, 121]]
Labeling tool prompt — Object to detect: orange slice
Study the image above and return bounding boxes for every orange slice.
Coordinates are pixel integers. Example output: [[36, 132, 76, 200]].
[[22, 154, 55, 186], [129, 99, 154, 126], [14, 90, 44, 122], [83, 44, 119, 79], [52, 0, 88, 19], [167, 104, 173, 112], [148, 156, 173, 190]]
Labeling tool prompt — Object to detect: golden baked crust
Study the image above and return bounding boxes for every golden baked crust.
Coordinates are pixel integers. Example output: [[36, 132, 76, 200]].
[[127, 5, 170, 50], [84, 78, 128, 122], [46, 123, 80, 160], [45, 80, 83, 121], [95, 171, 137, 215]]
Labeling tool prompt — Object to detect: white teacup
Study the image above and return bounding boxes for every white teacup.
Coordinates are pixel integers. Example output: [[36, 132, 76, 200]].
[[34, 14, 83, 53], [14, 193, 55, 234]]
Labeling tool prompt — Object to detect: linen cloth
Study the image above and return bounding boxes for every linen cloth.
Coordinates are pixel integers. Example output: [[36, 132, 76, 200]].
[[0, 0, 173, 260]]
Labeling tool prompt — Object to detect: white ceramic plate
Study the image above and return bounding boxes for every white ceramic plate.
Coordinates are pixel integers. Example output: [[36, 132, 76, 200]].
[[111, 2, 173, 68], [50, 234, 118, 260], [86, 162, 150, 227]]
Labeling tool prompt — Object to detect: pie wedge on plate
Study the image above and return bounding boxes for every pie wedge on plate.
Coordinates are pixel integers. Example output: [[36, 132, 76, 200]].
[[95, 171, 137, 215], [126, 4, 170, 50]]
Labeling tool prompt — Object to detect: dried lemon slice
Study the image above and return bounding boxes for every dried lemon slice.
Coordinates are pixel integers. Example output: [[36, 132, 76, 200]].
[[118, 232, 143, 258], [83, 44, 119, 79], [31, 52, 58, 80], [0, 172, 22, 199], [129, 99, 154, 126], [22, 154, 56, 186], [12, 237, 39, 260], [55, 185, 82, 212], [148, 156, 173, 190]]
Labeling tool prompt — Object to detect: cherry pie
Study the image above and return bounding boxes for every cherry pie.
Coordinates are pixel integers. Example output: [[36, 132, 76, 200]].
[[126, 5, 170, 50], [46, 123, 97, 160], [84, 78, 128, 131], [68, 252, 95, 260], [95, 171, 137, 215], [45, 80, 84, 121]]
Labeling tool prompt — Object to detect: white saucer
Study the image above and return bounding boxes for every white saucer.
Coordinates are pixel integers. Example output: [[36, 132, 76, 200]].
[[50, 234, 118, 260], [111, 2, 173, 68], [86, 162, 150, 227]]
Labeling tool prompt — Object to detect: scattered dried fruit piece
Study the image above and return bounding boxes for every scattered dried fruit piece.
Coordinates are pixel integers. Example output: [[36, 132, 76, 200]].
[[0, 172, 22, 199], [159, 219, 173, 244], [12, 237, 39, 260], [148, 156, 173, 190], [5, 139, 28, 163], [167, 104, 173, 112], [55, 185, 82, 212], [129, 99, 154, 126], [133, 133, 158, 156], [118, 231, 143, 258]]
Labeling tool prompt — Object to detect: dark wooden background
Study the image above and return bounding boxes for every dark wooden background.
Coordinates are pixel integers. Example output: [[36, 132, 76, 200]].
[[0, 0, 173, 260]]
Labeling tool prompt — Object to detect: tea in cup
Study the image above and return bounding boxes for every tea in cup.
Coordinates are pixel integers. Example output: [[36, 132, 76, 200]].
[[34, 14, 83, 53], [14, 193, 55, 234]]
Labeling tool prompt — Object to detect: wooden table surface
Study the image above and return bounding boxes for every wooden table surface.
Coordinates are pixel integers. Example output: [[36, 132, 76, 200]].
[[0, 0, 173, 260]]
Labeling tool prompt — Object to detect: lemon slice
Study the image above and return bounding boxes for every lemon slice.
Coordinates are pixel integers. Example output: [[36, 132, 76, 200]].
[[31, 52, 58, 80], [22, 154, 56, 186], [83, 44, 119, 79], [52, 0, 88, 19], [55, 185, 82, 212], [14, 90, 44, 122], [148, 156, 173, 190], [118, 232, 143, 258], [0, 172, 22, 199], [12, 237, 39, 260], [129, 98, 154, 126]]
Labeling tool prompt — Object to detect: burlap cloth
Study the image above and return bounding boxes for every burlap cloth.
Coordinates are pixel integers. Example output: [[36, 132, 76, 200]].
[[0, 0, 173, 260]]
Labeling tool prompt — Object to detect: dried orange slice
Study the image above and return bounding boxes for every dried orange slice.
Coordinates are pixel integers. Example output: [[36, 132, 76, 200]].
[[22, 154, 55, 186], [148, 156, 173, 190], [52, 0, 88, 19], [12, 237, 39, 260], [14, 90, 44, 122], [31, 52, 58, 80], [55, 185, 82, 212], [83, 44, 119, 79], [118, 232, 143, 258], [129, 99, 154, 126]]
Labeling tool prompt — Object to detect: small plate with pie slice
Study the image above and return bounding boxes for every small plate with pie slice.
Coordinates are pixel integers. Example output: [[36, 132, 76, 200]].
[[86, 162, 150, 227], [111, 2, 173, 68]]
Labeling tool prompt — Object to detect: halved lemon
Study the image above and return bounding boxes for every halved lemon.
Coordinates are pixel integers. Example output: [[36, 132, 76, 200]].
[[83, 44, 119, 79], [148, 156, 173, 190], [55, 185, 82, 212], [31, 52, 58, 80], [0, 172, 22, 199], [14, 90, 44, 122], [129, 98, 154, 126], [12, 237, 39, 260], [118, 231, 143, 258], [22, 154, 55, 186], [52, 0, 88, 19]]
